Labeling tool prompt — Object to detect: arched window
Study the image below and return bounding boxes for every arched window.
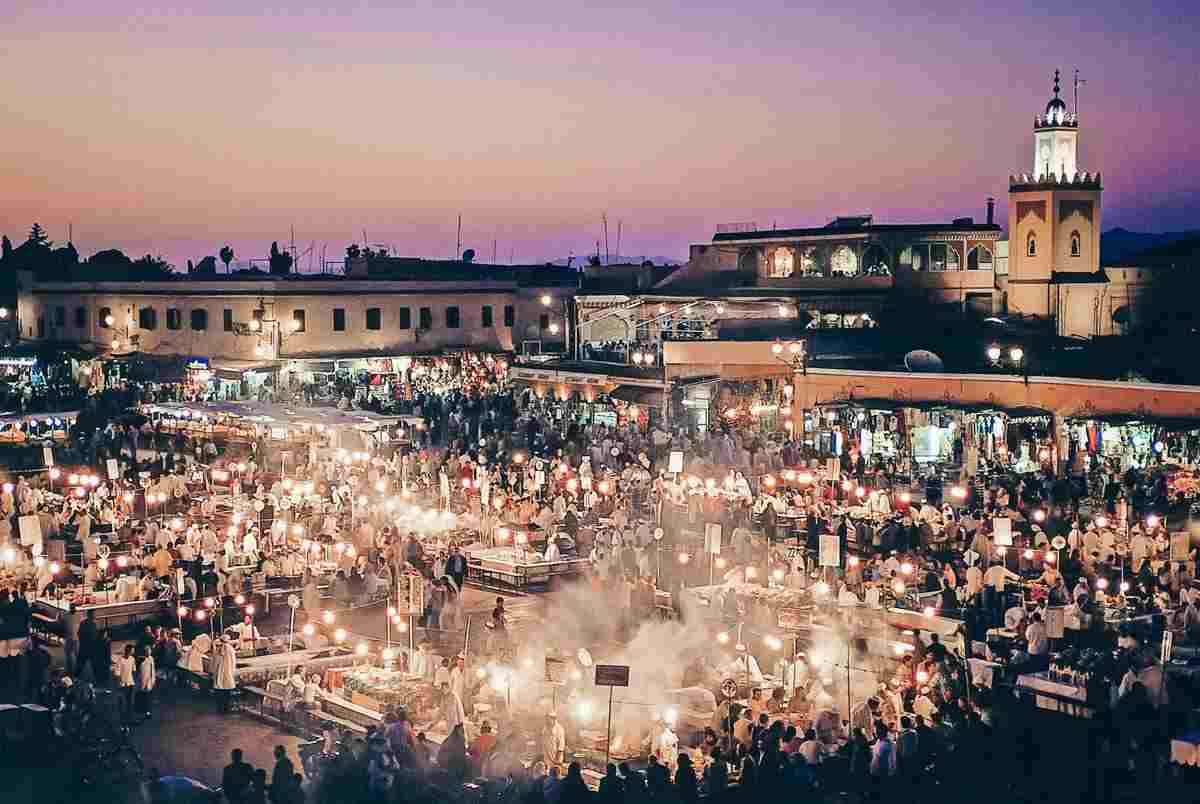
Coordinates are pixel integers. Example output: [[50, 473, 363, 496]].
[[861, 244, 890, 276], [1070, 231, 1081, 258], [967, 245, 994, 271], [771, 247, 794, 277], [830, 245, 859, 276], [1027, 234, 1037, 257], [799, 247, 824, 277]]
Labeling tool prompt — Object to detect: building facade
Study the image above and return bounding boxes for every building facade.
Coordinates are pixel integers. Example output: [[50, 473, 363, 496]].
[[16, 263, 577, 389]]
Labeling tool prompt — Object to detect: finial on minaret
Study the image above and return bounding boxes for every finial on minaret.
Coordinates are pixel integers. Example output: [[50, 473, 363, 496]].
[[1053, 69, 1061, 98]]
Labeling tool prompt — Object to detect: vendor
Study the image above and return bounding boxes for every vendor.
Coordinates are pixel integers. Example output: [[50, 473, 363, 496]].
[[541, 712, 565, 771], [234, 615, 261, 649]]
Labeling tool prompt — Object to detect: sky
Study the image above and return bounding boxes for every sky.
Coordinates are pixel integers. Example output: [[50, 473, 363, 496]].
[[2, 0, 1198, 269]]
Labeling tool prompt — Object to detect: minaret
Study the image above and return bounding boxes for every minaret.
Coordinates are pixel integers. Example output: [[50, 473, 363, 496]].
[[1032, 69, 1078, 180], [1006, 70, 1103, 321]]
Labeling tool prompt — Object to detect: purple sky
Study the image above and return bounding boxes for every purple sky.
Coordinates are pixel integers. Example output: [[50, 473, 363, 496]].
[[3, 0, 1198, 268]]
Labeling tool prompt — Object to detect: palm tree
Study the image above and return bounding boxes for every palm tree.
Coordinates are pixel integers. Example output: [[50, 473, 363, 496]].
[[219, 245, 234, 273]]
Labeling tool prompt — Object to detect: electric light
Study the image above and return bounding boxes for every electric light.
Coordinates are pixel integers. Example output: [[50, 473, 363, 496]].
[[1009, 347, 1024, 363], [900, 562, 913, 576], [923, 606, 936, 618], [323, 611, 336, 624], [303, 624, 315, 636], [773, 569, 784, 581], [1095, 515, 1108, 528], [892, 580, 906, 595], [814, 581, 830, 595], [1033, 509, 1045, 522], [986, 345, 1001, 362], [541, 294, 552, 306], [771, 342, 783, 355], [235, 594, 245, 605], [177, 606, 188, 617], [1024, 549, 1035, 560], [714, 557, 726, 569], [717, 632, 730, 644], [1120, 581, 1130, 593], [678, 553, 690, 564], [334, 628, 346, 642], [745, 566, 756, 579], [847, 556, 859, 567], [1147, 515, 1160, 528], [356, 642, 368, 656]]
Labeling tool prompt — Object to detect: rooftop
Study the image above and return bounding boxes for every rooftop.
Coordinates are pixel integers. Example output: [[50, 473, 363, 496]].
[[711, 217, 1000, 243]]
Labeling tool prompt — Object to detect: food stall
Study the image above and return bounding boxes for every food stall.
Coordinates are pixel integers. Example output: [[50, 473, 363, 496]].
[[466, 545, 590, 591]]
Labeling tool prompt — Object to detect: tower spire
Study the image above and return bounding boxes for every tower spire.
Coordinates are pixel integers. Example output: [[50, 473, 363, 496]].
[[1052, 68, 1061, 99]]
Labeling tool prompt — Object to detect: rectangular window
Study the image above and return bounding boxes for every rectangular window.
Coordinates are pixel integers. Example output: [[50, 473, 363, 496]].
[[539, 313, 550, 331], [504, 305, 515, 327], [140, 307, 158, 330], [54, 306, 65, 327], [98, 307, 112, 328], [446, 306, 461, 328], [333, 308, 346, 332], [398, 307, 411, 330], [190, 309, 208, 331], [292, 309, 306, 332], [481, 305, 493, 327], [166, 308, 181, 330], [419, 307, 432, 329], [365, 308, 381, 330], [74, 307, 87, 328], [930, 244, 948, 272], [223, 308, 234, 331]]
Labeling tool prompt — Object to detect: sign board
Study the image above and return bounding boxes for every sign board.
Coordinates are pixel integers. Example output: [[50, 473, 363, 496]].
[[993, 517, 1013, 547], [594, 664, 630, 687], [819, 531, 840, 567], [185, 357, 210, 370], [1171, 531, 1191, 562], [704, 523, 722, 555], [545, 656, 568, 684], [534, 470, 545, 488], [18, 514, 42, 548], [668, 451, 684, 474], [43, 447, 54, 467], [1044, 607, 1065, 639], [406, 574, 426, 615], [106, 458, 120, 480], [786, 546, 806, 560], [1162, 630, 1175, 666]]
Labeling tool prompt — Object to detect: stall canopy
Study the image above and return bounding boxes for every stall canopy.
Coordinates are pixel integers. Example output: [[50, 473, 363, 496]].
[[609, 385, 664, 407], [142, 400, 406, 429]]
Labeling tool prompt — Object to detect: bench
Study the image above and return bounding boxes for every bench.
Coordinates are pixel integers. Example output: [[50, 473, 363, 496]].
[[308, 709, 369, 737], [242, 685, 286, 719]]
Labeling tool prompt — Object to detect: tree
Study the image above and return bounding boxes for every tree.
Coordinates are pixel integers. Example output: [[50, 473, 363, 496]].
[[1, 235, 11, 260], [345, 244, 361, 261], [269, 241, 293, 275], [194, 256, 217, 274], [27, 223, 49, 247], [219, 245, 234, 272], [130, 254, 174, 280]]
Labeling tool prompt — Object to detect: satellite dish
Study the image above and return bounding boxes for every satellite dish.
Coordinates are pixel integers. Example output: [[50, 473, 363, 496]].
[[577, 648, 593, 668], [904, 349, 945, 373]]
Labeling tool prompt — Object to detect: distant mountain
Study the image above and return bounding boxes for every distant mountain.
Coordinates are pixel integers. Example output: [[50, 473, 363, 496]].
[[547, 255, 682, 267], [1101, 227, 1200, 265]]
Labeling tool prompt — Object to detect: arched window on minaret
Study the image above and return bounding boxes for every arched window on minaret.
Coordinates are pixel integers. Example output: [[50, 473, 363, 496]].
[[1027, 233, 1037, 257], [1070, 231, 1081, 258]]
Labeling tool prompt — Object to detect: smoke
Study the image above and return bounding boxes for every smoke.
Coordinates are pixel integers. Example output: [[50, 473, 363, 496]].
[[483, 578, 726, 747]]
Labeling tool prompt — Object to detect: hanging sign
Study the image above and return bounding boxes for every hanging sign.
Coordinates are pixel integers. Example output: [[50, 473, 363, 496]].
[[1171, 531, 1191, 562], [106, 458, 120, 480], [704, 523, 722, 555], [19, 514, 42, 548], [43, 447, 54, 467], [668, 451, 684, 474], [1044, 607, 1066, 639], [545, 656, 568, 684], [993, 517, 1013, 547], [819, 531, 840, 567]]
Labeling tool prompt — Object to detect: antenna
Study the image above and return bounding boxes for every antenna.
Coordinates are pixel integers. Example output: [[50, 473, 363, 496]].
[[615, 221, 622, 264], [1073, 68, 1087, 117], [456, 214, 462, 260], [492, 238, 497, 265], [68, 222, 73, 244], [602, 214, 609, 265]]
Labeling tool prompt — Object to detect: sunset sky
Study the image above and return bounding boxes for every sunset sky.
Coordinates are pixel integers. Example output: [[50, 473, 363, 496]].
[[2, 0, 1197, 269]]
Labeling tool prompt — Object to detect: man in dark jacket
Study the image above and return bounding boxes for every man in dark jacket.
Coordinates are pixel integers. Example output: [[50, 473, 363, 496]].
[[223, 748, 255, 804]]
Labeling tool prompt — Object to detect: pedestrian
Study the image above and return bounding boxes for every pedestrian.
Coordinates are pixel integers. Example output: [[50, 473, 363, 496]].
[[222, 748, 255, 804], [116, 644, 137, 719], [137, 647, 156, 717], [270, 745, 296, 804]]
